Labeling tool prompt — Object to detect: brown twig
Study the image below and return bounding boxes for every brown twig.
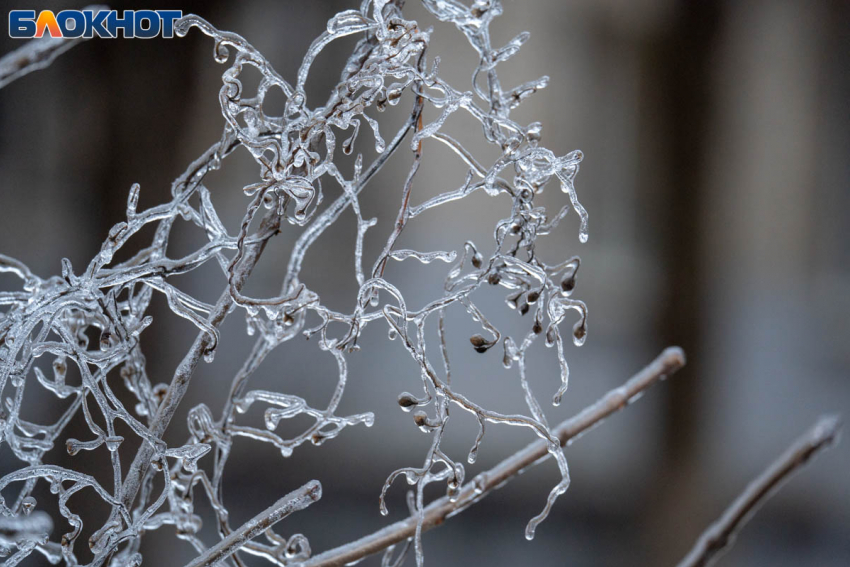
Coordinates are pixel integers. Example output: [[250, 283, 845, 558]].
[[677, 414, 843, 567]]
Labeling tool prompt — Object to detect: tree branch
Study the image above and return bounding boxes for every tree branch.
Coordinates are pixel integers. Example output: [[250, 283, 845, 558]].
[[116, 209, 282, 518], [184, 480, 322, 567], [300, 346, 687, 567], [0, 5, 106, 89], [677, 414, 843, 567]]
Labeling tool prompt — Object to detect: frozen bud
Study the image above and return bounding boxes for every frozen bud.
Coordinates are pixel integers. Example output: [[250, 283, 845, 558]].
[[397, 393, 419, 411], [99, 330, 112, 352], [561, 273, 576, 294], [413, 411, 429, 429], [469, 334, 490, 353], [387, 87, 403, 104], [152, 383, 168, 405], [573, 320, 587, 346], [52, 360, 67, 382], [66, 439, 82, 456]]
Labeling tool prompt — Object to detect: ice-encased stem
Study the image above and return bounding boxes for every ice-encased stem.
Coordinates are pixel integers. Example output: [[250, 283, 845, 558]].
[[677, 414, 842, 567], [0, 6, 106, 90], [183, 480, 322, 567], [298, 347, 686, 567]]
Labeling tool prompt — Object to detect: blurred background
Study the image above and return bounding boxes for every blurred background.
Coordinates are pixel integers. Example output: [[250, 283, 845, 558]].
[[0, 0, 848, 565]]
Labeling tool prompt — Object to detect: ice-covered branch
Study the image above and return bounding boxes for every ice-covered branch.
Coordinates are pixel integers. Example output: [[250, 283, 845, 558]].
[[183, 481, 322, 567], [0, 5, 106, 89], [300, 347, 687, 567], [1, 1, 836, 565], [677, 415, 843, 567]]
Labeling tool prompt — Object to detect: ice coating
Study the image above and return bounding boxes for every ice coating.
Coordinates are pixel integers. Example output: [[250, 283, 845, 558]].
[[0, 1, 589, 566]]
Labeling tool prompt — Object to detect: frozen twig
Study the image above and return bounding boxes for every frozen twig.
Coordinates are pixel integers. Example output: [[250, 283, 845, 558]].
[[116, 208, 281, 517], [0, 511, 52, 546], [677, 414, 843, 567], [300, 347, 687, 567], [183, 481, 321, 567], [0, 5, 106, 89]]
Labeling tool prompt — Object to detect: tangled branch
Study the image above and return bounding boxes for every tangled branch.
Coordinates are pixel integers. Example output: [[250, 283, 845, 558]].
[[1, 2, 837, 567]]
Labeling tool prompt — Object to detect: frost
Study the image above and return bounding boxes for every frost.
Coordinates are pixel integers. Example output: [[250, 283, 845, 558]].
[[0, 1, 590, 565]]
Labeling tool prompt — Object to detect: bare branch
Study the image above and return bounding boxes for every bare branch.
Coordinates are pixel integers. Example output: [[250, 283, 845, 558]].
[[677, 414, 843, 567], [183, 480, 322, 567], [300, 346, 687, 567]]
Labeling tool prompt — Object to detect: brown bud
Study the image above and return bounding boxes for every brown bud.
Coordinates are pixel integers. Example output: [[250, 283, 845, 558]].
[[573, 322, 587, 342], [469, 334, 490, 353], [397, 393, 418, 409], [413, 411, 428, 428]]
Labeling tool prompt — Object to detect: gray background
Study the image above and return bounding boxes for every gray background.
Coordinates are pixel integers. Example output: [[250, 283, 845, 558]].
[[0, 0, 848, 565]]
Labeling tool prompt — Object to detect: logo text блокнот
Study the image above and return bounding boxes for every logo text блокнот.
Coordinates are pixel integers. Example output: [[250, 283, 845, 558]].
[[9, 9, 183, 39]]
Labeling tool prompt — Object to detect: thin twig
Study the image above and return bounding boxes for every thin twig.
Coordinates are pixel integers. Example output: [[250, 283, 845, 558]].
[[184, 480, 322, 567], [116, 210, 282, 515], [299, 346, 687, 567], [0, 6, 106, 89], [677, 414, 843, 567]]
